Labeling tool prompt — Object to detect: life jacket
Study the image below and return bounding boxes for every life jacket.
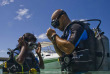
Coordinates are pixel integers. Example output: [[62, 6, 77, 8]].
[[59, 20, 97, 72], [5, 48, 40, 73]]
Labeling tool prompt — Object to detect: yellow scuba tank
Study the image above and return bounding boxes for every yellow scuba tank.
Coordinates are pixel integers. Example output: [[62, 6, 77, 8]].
[[3, 62, 8, 73], [29, 68, 37, 74], [58, 58, 59, 62], [4, 62, 7, 68]]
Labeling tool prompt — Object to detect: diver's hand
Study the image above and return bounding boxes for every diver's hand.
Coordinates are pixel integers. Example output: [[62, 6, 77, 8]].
[[18, 36, 28, 47], [46, 28, 56, 41], [35, 42, 41, 55]]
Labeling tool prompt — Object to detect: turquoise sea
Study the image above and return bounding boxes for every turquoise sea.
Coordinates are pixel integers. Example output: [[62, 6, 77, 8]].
[[0, 61, 62, 74], [1, 69, 110, 74], [1, 61, 110, 74]]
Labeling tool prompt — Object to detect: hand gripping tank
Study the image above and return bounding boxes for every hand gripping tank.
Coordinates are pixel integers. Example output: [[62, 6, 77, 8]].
[[94, 29, 109, 70]]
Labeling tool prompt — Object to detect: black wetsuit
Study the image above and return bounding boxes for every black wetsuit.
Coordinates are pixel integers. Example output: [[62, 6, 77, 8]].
[[60, 21, 96, 72]]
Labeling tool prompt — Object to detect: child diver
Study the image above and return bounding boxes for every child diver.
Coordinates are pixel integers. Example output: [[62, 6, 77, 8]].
[[5, 33, 44, 73]]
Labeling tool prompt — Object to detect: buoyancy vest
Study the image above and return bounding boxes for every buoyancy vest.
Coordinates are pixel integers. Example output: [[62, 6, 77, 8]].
[[6, 48, 40, 73], [60, 20, 96, 72]]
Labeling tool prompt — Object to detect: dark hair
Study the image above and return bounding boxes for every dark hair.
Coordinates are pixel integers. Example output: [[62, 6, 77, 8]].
[[23, 33, 37, 42], [16, 33, 37, 49]]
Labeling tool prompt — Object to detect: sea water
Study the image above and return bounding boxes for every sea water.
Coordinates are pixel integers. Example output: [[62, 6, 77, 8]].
[[1, 68, 110, 74], [0, 69, 3, 74], [1, 61, 110, 74]]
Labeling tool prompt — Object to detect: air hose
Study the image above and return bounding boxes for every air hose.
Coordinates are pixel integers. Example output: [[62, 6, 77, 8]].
[[84, 19, 101, 30]]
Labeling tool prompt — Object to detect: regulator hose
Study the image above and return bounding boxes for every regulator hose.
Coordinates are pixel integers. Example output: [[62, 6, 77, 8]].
[[82, 19, 101, 30]]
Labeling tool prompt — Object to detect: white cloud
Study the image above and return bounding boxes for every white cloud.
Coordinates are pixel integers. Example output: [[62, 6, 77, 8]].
[[0, 50, 8, 58], [20, 5, 24, 7], [17, 8, 28, 16], [15, 8, 32, 20], [1, 0, 14, 6], [37, 33, 47, 40], [0, 50, 7, 52], [1, 0, 9, 6], [10, 0, 14, 2], [26, 14, 32, 19]]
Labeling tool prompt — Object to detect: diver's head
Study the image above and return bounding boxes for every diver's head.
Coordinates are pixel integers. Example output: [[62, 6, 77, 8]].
[[23, 33, 37, 43], [23, 33, 37, 50], [51, 9, 71, 31], [16, 33, 37, 64], [18, 33, 37, 50]]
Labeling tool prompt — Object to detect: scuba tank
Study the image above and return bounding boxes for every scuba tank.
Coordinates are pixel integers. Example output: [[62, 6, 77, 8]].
[[84, 19, 110, 70], [73, 19, 110, 71], [93, 27, 109, 70], [29, 68, 38, 74]]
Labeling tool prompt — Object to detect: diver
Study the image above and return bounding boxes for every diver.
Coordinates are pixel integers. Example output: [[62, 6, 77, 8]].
[[46, 9, 96, 74], [4, 33, 44, 73]]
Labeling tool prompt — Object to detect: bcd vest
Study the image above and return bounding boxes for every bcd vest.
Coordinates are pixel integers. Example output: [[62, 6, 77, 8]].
[[6, 48, 40, 73], [60, 20, 96, 72]]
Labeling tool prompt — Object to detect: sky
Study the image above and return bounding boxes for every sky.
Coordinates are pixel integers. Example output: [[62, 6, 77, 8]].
[[0, 0, 110, 58]]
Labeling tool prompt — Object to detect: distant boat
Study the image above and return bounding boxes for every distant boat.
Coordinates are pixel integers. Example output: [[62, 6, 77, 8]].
[[35, 50, 61, 69]]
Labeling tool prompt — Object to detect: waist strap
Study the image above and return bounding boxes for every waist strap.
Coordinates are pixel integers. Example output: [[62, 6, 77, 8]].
[[96, 52, 110, 57]]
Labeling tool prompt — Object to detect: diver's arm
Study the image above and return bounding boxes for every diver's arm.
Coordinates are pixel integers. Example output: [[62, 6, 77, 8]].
[[47, 28, 75, 54], [52, 42, 63, 57], [35, 43, 44, 69], [16, 46, 28, 64], [54, 23, 84, 54], [16, 36, 29, 64], [53, 35, 75, 54], [37, 53, 44, 69]]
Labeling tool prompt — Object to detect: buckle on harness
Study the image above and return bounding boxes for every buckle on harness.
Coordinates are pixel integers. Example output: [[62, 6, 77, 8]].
[[64, 57, 70, 64], [59, 55, 72, 65]]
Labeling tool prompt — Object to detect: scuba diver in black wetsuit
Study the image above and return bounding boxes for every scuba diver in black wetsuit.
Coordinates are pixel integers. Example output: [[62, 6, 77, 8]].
[[46, 9, 96, 74], [3, 33, 44, 73]]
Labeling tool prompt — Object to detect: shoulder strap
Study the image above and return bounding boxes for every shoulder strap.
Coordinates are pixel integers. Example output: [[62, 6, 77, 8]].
[[61, 20, 88, 39], [71, 20, 90, 29]]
